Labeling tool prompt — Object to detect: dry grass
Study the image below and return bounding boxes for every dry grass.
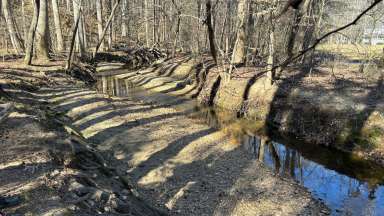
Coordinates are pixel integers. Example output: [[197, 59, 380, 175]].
[[317, 43, 384, 61]]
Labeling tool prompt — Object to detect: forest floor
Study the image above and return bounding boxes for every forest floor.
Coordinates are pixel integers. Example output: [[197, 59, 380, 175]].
[[0, 57, 329, 215]]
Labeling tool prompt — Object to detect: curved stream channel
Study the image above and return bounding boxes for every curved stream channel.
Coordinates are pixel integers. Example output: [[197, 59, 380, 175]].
[[97, 74, 384, 215]]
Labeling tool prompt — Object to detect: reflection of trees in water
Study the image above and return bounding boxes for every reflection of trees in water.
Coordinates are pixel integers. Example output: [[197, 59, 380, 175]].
[[99, 76, 138, 97], [268, 141, 281, 174], [241, 134, 383, 215], [258, 138, 265, 162]]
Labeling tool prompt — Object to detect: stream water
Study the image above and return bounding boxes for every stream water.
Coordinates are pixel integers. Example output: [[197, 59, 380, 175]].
[[97, 75, 384, 216]]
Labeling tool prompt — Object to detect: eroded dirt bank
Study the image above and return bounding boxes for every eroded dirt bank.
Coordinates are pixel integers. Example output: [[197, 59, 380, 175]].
[[1, 63, 328, 215], [108, 56, 384, 166], [0, 68, 166, 215], [49, 83, 328, 215]]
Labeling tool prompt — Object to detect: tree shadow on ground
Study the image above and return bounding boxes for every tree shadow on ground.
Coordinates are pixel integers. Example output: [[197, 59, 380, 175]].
[[77, 98, 192, 131], [130, 128, 216, 181], [87, 109, 197, 144]]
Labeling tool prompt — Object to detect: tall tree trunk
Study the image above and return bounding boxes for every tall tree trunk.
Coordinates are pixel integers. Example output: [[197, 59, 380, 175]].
[[35, 0, 50, 60], [66, 9, 81, 70], [171, 15, 180, 57], [2, 0, 24, 54], [96, 0, 105, 51], [73, 0, 85, 57], [267, 12, 275, 84], [24, 0, 40, 65], [93, 0, 121, 58], [152, 0, 158, 44], [286, 0, 311, 60], [121, 0, 128, 37], [66, 0, 71, 11], [52, 0, 64, 51], [81, 12, 87, 48], [107, 0, 113, 50], [21, 0, 27, 45], [246, 1, 255, 65], [144, 0, 149, 47], [231, 0, 248, 65], [205, 0, 217, 64]]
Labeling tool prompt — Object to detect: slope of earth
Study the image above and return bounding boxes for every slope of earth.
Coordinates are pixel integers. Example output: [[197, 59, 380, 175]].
[[48, 81, 329, 215], [107, 56, 384, 166], [0, 67, 166, 216]]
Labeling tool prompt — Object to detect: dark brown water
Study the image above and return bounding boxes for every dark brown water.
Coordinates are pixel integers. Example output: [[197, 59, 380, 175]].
[[97, 75, 384, 216]]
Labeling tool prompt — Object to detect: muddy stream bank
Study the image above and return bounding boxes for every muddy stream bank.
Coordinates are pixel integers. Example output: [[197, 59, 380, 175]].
[[95, 73, 384, 216]]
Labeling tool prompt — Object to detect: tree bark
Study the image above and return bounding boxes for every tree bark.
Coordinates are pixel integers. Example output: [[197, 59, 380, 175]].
[[21, 0, 27, 44], [35, 0, 51, 60], [66, 9, 81, 70], [231, 0, 248, 65], [52, 0, 64, 51], [96, 0, 105, 51], [121, 0, 128, 37], [267, 11, 275, 84], [205, 0, 217, 64], [24, 0, 40, 65], [73, 0, 85, 57], [2, 0, 25, 54], [144, 0, 150, 47]]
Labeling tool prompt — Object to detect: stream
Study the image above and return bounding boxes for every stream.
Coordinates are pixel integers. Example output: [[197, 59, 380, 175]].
[[97, 74, 384, 216]]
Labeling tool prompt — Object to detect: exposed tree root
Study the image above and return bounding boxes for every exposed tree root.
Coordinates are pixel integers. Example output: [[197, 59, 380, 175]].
[[0, 103, 14, 124], [44, 109, 168, 215]]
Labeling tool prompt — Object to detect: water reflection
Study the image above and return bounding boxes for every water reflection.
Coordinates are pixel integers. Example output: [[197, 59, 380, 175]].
[[97, 75, 384, 216], [243, 136, 384, 215]]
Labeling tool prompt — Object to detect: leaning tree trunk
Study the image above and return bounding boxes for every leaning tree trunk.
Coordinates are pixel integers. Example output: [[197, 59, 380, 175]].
[[93, 0, 121, 58], [66, 10, 81, 70], [35, 0, 51, 60], [24, 0, 40, 65], [231, 0, 248, 65], [73, 0, 85, 57], [52, 0, 64, 51], [2, 0, 25, 54]]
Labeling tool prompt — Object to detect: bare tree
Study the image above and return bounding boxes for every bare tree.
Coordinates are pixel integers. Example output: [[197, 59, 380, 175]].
[[231, 0, 248, 65], [205, 0, 217, 64], [73, 0, 85, 57], [2, 0, 24, 54], [93, 0, 121, 58], [52, 0, 64, 51], [35, 0, 51, 60], [24, 0, 40, 65], [96, 0, 105, 51]]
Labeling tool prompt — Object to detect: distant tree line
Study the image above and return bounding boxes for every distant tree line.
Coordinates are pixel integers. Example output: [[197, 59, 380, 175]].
[[0, 0, 382, 74]]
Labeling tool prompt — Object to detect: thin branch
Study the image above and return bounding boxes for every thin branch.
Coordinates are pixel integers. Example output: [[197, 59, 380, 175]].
[[282, 0, 384, 67], [236, 0, 384, 78]]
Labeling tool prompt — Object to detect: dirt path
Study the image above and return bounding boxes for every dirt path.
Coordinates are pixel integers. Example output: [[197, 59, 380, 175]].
[[47, 85, 329, 215]]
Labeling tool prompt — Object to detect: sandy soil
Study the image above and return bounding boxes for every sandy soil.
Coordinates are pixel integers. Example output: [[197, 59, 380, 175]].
[[47, 83, 329, 215], [0, 68, 165, 216]]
